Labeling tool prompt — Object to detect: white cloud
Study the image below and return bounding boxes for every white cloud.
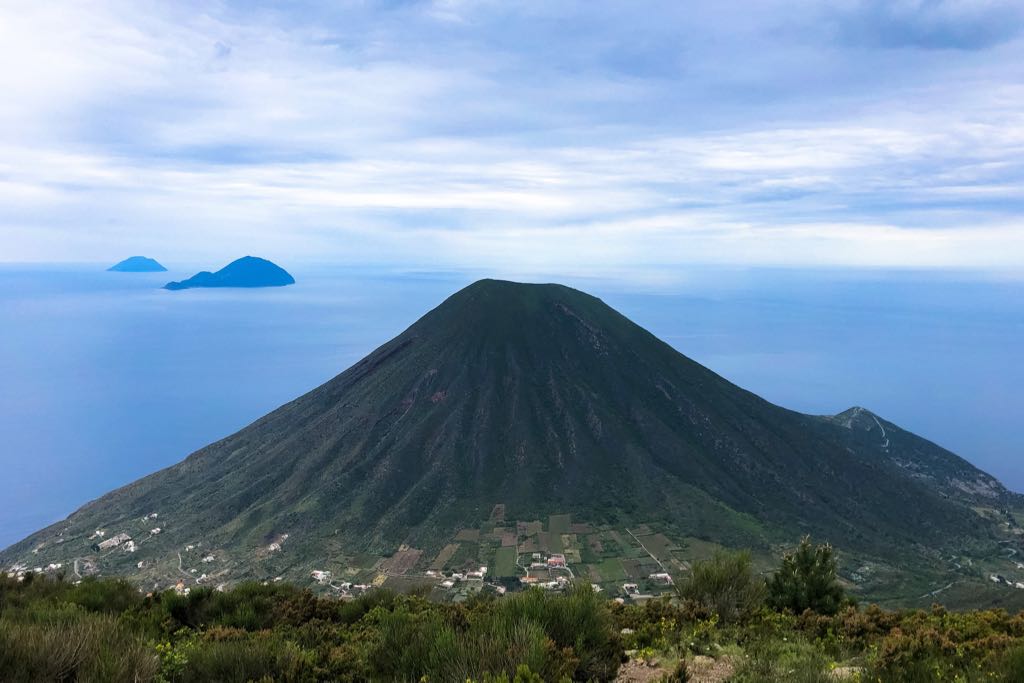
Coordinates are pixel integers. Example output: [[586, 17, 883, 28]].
[[0, 0, 1022, 277]]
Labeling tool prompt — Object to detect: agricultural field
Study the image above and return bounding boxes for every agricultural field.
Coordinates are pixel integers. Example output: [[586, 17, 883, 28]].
[[401, 510, 693, 599], [271, 506, 1024, 611], [494, 546, 518, 577], [429, 543, 460, 570]]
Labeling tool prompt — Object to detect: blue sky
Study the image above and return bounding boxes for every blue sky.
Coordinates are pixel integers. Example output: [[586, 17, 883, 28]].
[[2, 0, 1024, 278]]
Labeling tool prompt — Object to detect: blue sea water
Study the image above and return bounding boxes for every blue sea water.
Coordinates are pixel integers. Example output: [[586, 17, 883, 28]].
[[1, 264, 1022, 549]]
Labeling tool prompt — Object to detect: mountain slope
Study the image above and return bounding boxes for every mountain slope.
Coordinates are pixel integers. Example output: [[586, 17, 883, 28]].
[[108, 256, 167, 272], [3, 280, 1020, 602], [164, 256, 294, 290]]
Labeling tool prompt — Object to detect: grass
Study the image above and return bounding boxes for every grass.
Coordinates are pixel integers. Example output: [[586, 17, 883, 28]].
[[549, 514, 572, 535], [638, 533, 674, 561], [495, 547, 518, 578], [430, 543, 461, 570], [540, 532, 564, 554], [598, 557, 627, 582]]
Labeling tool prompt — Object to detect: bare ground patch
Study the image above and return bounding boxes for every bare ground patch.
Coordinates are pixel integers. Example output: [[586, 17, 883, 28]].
[[380, 547, 423, 575]]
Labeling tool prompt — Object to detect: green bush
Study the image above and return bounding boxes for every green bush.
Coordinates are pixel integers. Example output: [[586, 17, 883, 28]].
[[67, 576, 144, 614], [733, 634, 831, 683], [173, 632, 316, 683], [994, 644, 1024, 681], [0, 611, 159, 682], [498, 584, 622, 680], [4, 559, 1024, 683], [767, 536, 845, 616], [365, 585, 618, 681], [368, 602, 566, 682], [676, 550, 766, 624]]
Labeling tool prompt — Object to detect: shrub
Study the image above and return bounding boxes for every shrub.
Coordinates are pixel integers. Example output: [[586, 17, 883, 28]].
[[0, 611, 159, 682], [499, 584, 623, 680], [66, 576, 143, 614], [995, 644, 1024, 681], [767, 537, 845, 616], [174, 632, 316, 683], [362, 584, 620, 682], [733, 634, 831, 683], [676, 550, 766, 624]]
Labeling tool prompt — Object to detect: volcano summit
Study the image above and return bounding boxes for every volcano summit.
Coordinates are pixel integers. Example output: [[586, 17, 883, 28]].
[[4, 280, 1020, 606]]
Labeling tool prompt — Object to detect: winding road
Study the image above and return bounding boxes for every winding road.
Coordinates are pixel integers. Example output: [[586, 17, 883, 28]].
[[872, 415, 890, 450]]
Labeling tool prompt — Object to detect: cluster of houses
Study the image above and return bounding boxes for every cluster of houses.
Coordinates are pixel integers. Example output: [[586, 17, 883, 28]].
[[524, 575, 571, 591], [84, 514, 161, 554], [619, 572, 674, 600], [520, 553, 573, 591], [527, 552, 566, 570], [309, 569, 371, 596], [5, 562, 64, 581], [989, 574, 1024, 589], [426, 565, 490, 589], [93, 532, 132, 552]]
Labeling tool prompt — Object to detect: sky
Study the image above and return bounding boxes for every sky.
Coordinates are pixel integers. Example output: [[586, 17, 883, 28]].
[[2, 0, 1024, 277]]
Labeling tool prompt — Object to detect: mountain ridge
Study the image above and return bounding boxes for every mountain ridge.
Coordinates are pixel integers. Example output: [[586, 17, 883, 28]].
[[108, 256, 167, 272], [4, 279, 1020, 605], [164, 256, 294, 290]]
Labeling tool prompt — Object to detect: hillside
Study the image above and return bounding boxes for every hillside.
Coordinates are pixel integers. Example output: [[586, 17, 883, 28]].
[[108, 256, 167, 272], [3, 279, 1021, 605], [164, 256, 294, 290]]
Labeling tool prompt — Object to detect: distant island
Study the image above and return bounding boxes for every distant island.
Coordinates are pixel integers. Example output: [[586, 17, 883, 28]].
[[107, 256, 167, 272], [164, 256, 295, 290]]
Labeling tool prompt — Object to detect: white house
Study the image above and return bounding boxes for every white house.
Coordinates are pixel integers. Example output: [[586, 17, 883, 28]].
[[97, 533, 131, 551]]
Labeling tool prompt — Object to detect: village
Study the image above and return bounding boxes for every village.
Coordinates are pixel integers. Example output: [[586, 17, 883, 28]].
[[12, 504, 1024, 610], [300, 511, 688, 604], [0, 505, 767, 605]]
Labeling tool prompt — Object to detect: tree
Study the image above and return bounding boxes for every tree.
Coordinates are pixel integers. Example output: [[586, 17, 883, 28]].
[[676, 550, 766, 623], [767, 536, 845, 615]]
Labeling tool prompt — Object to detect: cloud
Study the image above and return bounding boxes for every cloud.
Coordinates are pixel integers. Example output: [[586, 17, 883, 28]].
[[833, 0, 1024, 51], [0, 0, 1022, 277]]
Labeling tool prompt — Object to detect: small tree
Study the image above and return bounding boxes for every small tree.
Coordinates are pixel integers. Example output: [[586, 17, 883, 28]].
[[676, 550, 765, 623], [767, 536, 845, 615]]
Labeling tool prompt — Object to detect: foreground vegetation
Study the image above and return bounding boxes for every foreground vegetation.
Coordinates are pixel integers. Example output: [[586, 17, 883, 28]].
[[4, 539, 1024, 681]]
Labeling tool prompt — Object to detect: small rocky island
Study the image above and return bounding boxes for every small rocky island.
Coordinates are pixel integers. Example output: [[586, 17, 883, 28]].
[[108, 256, 167, 272], [164, 256, 295, 290]]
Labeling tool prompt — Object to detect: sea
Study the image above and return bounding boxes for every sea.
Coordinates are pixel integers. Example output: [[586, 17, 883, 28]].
[[1, 263, 1022, 548]]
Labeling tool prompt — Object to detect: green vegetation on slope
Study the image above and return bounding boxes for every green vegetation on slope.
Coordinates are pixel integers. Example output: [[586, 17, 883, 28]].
[[3, 280, 1021, 605], [5, 541, 1024, 682]]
